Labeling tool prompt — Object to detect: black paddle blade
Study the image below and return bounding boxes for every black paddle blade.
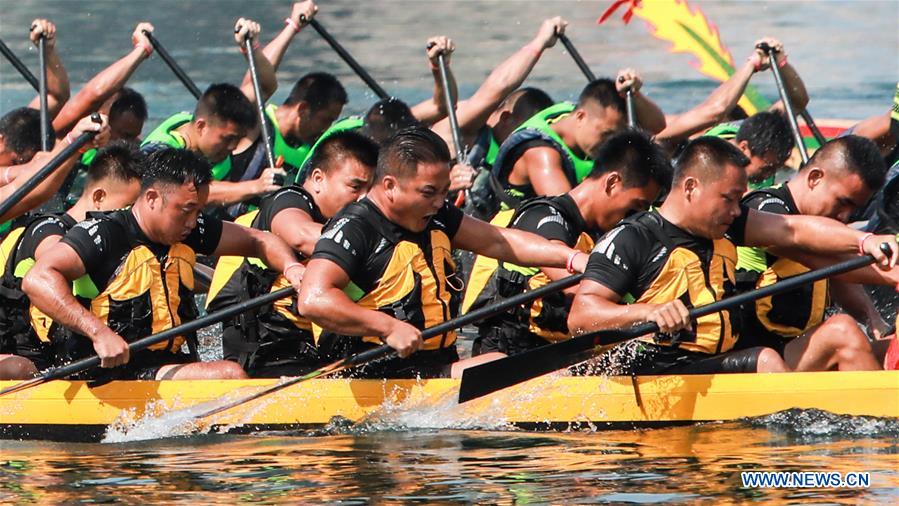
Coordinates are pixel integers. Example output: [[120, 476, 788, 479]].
[[458, 332, 604, 403]]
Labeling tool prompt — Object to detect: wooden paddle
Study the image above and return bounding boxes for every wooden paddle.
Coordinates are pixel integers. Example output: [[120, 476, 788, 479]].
[[457, 246, 888, 403], [0, 286, 295, 398], [302, 16, 389, 100], [757, 42, 808, 164], [187, 273, 585, 421], [142, 30, 201, 100]]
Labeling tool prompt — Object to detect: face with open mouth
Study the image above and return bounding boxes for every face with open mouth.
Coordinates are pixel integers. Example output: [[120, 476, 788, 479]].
[[386, 161, 451, 233]]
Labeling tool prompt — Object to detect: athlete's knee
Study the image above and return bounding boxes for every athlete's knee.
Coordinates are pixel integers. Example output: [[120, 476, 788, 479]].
[[215, 360, 249, 380], [755, 347, 789, 373]]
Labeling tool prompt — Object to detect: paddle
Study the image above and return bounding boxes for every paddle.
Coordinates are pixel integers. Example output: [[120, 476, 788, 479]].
[[142, 30, 201, 100], [0, 286, 296, 398], [429, 45, 468, 207], [242, 36, 277, 171], [304, 17, 389, 100], [799, 110, 828, 146], [558, 33, 596, 81], [0, 113, 102, 219], [457, 246, 887, 403], [188, 273, 585, 421], [36, 32, 50, 151], [0, 37, 39, 89], [757, 42, 808, 164]]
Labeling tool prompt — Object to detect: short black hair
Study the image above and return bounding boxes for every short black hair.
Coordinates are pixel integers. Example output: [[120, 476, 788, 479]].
[[735, 111, 794, 163], [283, 72, 348, 110], [589, 130, 672, 191], [376, 126, 451, 181], [674, 136, 750, 183], [0, 107, 44, 158], [307, 130, 379, 175], [194, 83, 256, 130], [87, 141, 145, 185], [140, 147, 212, 191], [362, 98, 420, 146], [577, 78, 626, 115], [109, 87, 148, 122], [507, 87, 554, 122], [807, 135, 887, 190]]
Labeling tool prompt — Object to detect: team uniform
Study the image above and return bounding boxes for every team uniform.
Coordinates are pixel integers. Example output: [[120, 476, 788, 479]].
[[0, 213, 77, 370], [54, 209, 222, 380], [583, 209, 764, 375], [735, 184, 829, 355], [463, 194, 601, 355], [206, 186, 322, 377], [311, 198, 465, 378]]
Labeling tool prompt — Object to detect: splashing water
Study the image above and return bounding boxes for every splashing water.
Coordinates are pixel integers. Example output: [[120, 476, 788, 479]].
[[746, 408, 899, 439]]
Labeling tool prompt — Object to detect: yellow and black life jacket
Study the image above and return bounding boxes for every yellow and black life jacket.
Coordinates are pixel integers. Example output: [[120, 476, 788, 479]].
[[624, 212, 740, 355], [463, 196, 594, 343], [315, 204, 459, 352]]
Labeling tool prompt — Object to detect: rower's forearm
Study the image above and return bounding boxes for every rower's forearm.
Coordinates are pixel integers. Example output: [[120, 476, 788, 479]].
[[634, 92, 666, 134], [262, 26, 297, 69], [22, 268, 108, 342], [701, 61, 756, 124], [299, 290, 395, 338], [206, 180, 261, 206], [241, 48, 278, 104], [44, 46, 70, 118], [782, 215, 862, 256], [488, 229, 570, 269], [568, 297, 652, 334], [254, 233, 299, 273], [0, 148, 77, 223]]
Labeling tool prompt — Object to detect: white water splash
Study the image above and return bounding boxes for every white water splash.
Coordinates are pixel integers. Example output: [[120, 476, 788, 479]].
[[747, 408, 899, 438]]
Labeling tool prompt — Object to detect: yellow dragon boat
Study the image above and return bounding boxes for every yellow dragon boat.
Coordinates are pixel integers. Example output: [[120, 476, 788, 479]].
[[1, 370, 897, 441]]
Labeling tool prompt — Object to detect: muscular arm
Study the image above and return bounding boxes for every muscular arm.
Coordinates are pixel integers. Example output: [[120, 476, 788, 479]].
[[849, 110, 896, 155], [239, 44, 278, 105], [453, 214, 578, 270], [27, 39, 70, 119], [213, 221, 299, 273], [0, 147, 77, 222], [411, 55, 457, 126], [567, 279, 652, 333], [745, 210, 873, 257], [296, 258, 397, 337], [631, 90, 666, 135], [270, 207, 323, 258], [655, 61, 757, 148], [513, 147, 572, 196], [767, 60, 810, 114], [205, 180, 266, 207]]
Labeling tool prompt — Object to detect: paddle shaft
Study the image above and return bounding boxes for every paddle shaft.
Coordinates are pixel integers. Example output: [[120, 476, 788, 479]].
[[625, 90, 637, 129], [458, 250, 882, 403], [0, 114, 100, 219], [193, 273, 585, 420], [307, 19, 389, 100], [436, 52, 464, 163], [0, 37, 39, 89], [37, 36, 50, 151], [799, 110, 828, 146], [143, 30, 201, 100], [244, 38, 276, 170], [759, 43, 808, 164], [559, 33, 595, 81], [0, 287, 296, 398]]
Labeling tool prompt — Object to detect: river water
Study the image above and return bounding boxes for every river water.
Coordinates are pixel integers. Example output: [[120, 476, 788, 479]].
[[1, 0, 899, 504]]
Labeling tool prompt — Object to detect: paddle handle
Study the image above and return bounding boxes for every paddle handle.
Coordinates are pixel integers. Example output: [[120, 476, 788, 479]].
[[308, 19, 389, 100], [0, 37, 39, 89], [37, 35, 50, 151], [244, 38, 277, 170], [144, 30, 201, 100], [758, 43, 808, 164], [436, 52, 465, 163], [625, 90, 637, 129], [559, 33, 596, 82], [0, 113, 101, 219], [799, 109, 828, 146]]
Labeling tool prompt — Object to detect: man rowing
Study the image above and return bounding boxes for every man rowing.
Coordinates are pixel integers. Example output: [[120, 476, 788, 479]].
[[206, 131, 378, 377], [463, 131, 671, 356], [567, 136, 898, 375], [492, 74, 665, 207], [702, 111, 794, 191], [141, 19, 284, 214], [296, 127, 589, 378], [0, 143, 144, 379], [22, 148, 305, 380]]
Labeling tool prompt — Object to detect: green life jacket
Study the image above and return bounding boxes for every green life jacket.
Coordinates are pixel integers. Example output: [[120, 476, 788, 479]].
[[294, 116, 364, 184], [80, 148, 97, 166], [141, 112, 233, 180], [492, 102, 595, 191], [467, 126, 500, 170], [264, 104, 312, 171], [704, 121, 774, 190]]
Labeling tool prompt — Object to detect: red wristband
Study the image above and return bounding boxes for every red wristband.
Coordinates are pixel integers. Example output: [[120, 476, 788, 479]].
[[285, 17, 301, 34], [777, 54, 788, 68], [566, 251, 580, 274], [858, 233, 874, 255], [747, 54, 762, 72]]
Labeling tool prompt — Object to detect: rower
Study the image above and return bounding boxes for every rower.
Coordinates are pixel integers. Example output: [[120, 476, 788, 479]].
[[655, 37, 809, 156], [206, 131, 378, 377], [296, 126, 588, 379], [141, 19, 283, 215], [567, 136, 898, 376], [703, 111, 794, 191], [21, 148, 304, 381], [432, 16, 565, 171], [22, 19, 71, 121], [492, 72, 665, 207], [0, 142, 144, 379], [736, 135, 889, 371], [464, 131, 671, 356]]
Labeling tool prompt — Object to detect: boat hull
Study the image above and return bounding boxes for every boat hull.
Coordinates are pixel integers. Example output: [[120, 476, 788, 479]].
[[1, 371, 897, 441]]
